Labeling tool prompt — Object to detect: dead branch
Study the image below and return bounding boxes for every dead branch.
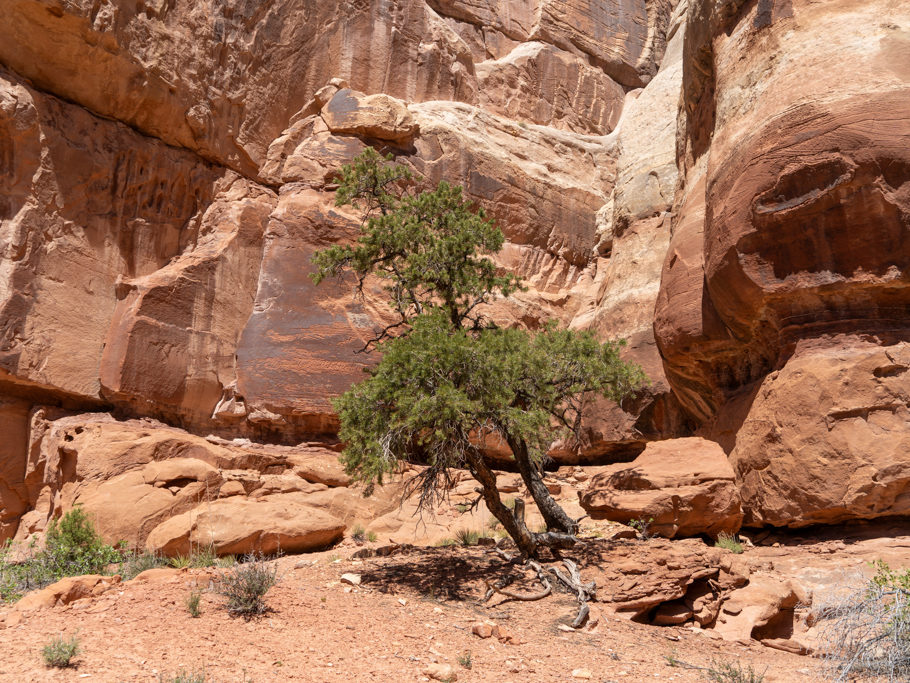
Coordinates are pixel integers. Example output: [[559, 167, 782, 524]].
[[483, 578, 552, 602]]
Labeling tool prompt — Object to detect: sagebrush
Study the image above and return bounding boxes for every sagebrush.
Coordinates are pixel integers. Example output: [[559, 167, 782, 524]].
[[816, 560, 910, 681], [217, 554, 277, 617]]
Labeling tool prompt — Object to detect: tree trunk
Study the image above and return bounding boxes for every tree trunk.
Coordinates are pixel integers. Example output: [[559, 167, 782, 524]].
[[506, 433, 578, 534], [465, 448, 538, 557]]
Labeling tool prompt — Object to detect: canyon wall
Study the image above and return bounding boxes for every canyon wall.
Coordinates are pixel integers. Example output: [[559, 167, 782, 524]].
[[0, 0, 908, 545]]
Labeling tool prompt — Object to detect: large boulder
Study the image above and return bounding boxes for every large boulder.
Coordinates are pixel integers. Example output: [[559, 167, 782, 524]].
[[731, 340, 910, 528], [579, 437, 743, 538], [145, 494, 346, 557]]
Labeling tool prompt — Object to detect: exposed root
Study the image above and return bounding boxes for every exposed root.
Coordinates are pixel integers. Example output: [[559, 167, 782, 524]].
[[483, 554, 595, 628]]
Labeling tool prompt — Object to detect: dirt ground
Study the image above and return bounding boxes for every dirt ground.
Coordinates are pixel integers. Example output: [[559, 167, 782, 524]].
[[0, 540, 835, 683]]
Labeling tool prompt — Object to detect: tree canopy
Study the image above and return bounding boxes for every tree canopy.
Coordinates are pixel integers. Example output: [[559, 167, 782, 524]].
[[313, 148, 646, 557]]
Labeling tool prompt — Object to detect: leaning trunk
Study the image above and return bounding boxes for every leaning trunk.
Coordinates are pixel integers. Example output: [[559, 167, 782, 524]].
[[465, 448, 538, 557], [506, 433, 578, 534]]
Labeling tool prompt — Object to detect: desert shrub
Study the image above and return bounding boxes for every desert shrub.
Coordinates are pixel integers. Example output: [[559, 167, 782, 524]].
[[186, 588, 203, 618], [42, 632, 80, 668], [715, 532, 744, 554], [351, 525, 366, 542], [816, 560, 910, 681], [454, 529, 481, 546], [629, 517, 654, 540], [458, 650, 473, 669], [704, 660, 765, 682], [1, 508, 121, 602], [119, 548, 167, 580], [168, 543, 219, 570], [217, 554, 277, 617]]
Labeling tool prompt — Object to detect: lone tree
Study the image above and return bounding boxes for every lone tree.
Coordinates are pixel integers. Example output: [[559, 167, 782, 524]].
[[313, 148, 645, 558]]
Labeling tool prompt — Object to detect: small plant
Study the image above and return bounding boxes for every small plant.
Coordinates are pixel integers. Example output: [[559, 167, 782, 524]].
[[704, 660, 765, 683], [351, 525, 366, 542], [629, 516, 654, 540], [186, 588, 203, 617], [42, 632, 80, 668], [487, 515, 501, 530], [457, 650, 473, 670], [454, 528, 481, 546], [168, 543, 219, 570], [816, 560, 910, 681], [715, 532, 744, 554], [217, 554, 277, 618], [435, 538, 457, 547], [454, 503, 471, 514], [119, 548, 167, 580], [158, 669, 206, 683], [367, 530, 377, 542]]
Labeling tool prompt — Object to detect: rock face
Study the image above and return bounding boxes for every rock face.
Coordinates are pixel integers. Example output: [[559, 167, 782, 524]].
[[579, 437, 742, 538], [1, 0, 908, 543], [653, 0, 910, 525]]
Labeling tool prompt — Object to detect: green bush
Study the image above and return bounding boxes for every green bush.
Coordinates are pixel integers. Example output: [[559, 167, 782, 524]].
[[186, 588, 203, 618], [1, 507, 121, 602], [715, 532, 744, 554], [42, 632, 80, 668], [217, 555, 277, 617]]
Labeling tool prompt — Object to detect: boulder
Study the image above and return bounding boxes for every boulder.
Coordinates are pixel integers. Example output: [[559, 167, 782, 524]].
[[321, 89, 419, 142], [579, 437, 743, 538], [145, 494, 346, 557], [712, 575, 807, 643], [731, 340, 910, 528], [14, 574, 120, 611]]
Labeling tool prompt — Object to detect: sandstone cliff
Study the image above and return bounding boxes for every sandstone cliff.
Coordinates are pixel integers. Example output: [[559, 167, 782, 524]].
[[1, 0, 908, 546]]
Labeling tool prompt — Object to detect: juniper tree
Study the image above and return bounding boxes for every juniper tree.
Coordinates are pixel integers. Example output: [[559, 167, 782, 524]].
[[313, 148, 645, 558]]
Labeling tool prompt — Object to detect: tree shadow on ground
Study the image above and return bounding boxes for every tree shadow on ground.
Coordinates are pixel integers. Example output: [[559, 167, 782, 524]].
[[359, 547, 527, 601]]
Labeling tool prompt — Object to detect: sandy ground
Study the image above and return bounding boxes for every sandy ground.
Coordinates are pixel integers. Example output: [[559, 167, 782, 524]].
[[0, 540, 834, 683]]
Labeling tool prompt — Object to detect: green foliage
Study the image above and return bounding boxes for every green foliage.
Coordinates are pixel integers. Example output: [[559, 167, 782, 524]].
[[629, 517, 655, 540], [313, 146, 523, 339], [42, 632, 80, 668], [217, 554, 277, 618], [1, 507, 122, 603], [186, 588, 203, 618], [458, 650, 473, 670], [313, 149, 646, 552], [454, 528, 490, 546], [715, 532, 744, 554], [335, 311, 643, 500], [168, 544, 219, 570]]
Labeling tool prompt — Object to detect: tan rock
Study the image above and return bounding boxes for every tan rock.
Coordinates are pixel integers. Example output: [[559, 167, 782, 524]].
[[579, 437, 743, 538], [712, 575, 803, 643], [471, 621, 495, 639], [321, 89, 418, 142], [14, 575, 120, 612], [423, 663, 457, 682], [144, 494, 345, 557], [730, 340, 910, 528]]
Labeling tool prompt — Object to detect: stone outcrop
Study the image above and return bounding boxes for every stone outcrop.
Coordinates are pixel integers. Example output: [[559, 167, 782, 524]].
[[145, 495, 346, 557], [653, 0, 910, 526], [2, 0, 908, 544], [579, 437, 742, 538], [731, 340, 910, 528]]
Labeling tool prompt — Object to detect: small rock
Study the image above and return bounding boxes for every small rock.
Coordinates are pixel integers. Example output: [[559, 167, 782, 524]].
[[471, 621, 495, 639], [398, 598, 408, 606], [557, 624, 575, 632], [423, 663, 457, 681], [572, 669, 593, 679], [340, 573, 362, 586]]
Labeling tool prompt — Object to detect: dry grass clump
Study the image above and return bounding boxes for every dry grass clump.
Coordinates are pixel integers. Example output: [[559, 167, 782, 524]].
[[815, 560, 910, 682]]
